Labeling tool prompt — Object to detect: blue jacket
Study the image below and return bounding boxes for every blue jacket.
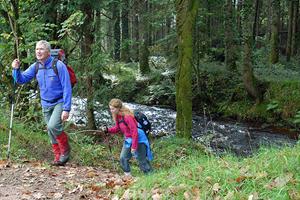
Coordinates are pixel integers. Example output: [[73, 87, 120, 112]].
[[125, 124, 153, 161], [12, 56, 72, 111]]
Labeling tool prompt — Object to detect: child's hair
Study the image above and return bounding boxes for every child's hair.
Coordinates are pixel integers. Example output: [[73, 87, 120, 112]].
[[109, 98, 133, 122]]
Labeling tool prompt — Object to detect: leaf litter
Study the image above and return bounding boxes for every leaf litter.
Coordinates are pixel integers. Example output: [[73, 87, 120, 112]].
[[0, 160, 134, 199]]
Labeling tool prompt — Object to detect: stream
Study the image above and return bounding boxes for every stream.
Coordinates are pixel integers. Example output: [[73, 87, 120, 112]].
[[69, 98, 298, 156]]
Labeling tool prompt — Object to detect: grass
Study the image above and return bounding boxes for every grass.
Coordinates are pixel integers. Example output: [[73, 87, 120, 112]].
[[122, 140, 300, 199], [0, 109, 300, 199]]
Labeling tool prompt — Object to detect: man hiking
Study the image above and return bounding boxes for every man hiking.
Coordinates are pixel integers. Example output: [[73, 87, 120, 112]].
[[11, 40, 72, 166]]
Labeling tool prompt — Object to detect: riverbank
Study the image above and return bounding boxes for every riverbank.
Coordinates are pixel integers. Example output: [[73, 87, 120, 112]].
[[0, 116, 299, 199]]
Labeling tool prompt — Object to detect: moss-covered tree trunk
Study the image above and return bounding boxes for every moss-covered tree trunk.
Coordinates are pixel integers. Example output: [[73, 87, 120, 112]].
[[270, 0, 280, 64], [242, 0, 262, 103], [112, 0, 121, 61], [121, 0, 130, 62], [175, 0, 199, 138], [286, 0, 294, 61], [82, 6, 96, 130], [132, 0, 139, 62], [139, 0, 150, 75], [224, 0, 237, 71], [291, 0, 299, 55]]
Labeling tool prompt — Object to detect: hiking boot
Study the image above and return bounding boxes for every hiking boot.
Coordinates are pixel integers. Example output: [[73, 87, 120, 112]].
[[56, 131, 71, 165], [51, 143, 61, 166]]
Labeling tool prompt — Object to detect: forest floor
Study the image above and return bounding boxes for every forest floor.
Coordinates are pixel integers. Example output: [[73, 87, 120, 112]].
[[0, 160, 133, 200]]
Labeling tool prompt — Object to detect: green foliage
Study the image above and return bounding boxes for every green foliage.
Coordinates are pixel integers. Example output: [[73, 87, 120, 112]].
[[120, 137, 300, 199], [266, 100, 281, 112], [292, 111, 300, 124]]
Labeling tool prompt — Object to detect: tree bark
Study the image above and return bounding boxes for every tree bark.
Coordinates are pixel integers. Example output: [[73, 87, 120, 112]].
[[121, 0, 130, 62], [175, 0, 199, 138], [132, 0, 139, 62], [112, 0, 121, 60], [242, 0, 263, 103], [81, 6, 96, 130], [139, 0, 150, 75], [224, 0, 237, 71], [252, 0, 261, 41], [291, 0, 299, 55], [286, 0, 294, 61], [270, 0, 280, 64]]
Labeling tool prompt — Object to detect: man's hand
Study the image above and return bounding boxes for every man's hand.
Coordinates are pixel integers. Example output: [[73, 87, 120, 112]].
[[12, 59, 20, 69], [61, 111, 69, 122]]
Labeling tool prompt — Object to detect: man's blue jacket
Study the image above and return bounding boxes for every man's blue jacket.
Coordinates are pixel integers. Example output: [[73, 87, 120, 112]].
[[12, 56, 72, 111]]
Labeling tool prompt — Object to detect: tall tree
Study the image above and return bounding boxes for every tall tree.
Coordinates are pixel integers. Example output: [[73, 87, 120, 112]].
[[139, 0, 150, 74], [112, 0, 121, 60], [131, 0, 139, 61], [120, 0, 130, 62], [242, 0, 263, 103], [269, 0, 280, 64], [175, 0, 199, 138], [253, 0, 261, 41], [291, 0, 299, 55], [286, 0, 294, 61], [80, 4, 97, 130], [224, 0, 237, 71]]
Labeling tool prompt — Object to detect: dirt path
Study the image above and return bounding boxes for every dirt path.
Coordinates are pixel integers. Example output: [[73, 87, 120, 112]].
[[0, 161, 133, 200]]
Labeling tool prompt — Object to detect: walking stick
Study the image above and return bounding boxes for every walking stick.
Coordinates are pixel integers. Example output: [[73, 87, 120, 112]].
[[7, 79, 16, 160], [6, 6, 19, 160]]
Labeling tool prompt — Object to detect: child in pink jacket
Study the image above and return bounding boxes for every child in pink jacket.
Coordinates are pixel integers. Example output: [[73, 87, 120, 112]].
[[106, 98, 152, 176]]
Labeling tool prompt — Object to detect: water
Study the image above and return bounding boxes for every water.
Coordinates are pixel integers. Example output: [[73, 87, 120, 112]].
[[69, 98, 298, 156]]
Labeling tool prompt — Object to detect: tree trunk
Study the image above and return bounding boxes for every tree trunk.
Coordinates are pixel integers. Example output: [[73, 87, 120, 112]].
[[121, 0, 130, 62], [139, 0, 150, 75], [270, 0, 280, 64], [266, 0, 272, 40], [81, 7, 96, 130], [286, 0, 294, 61], [112, 0, 121, 60], [132, 0, 139, 62], [252, 0, 260, 41], [291, 0, 299, 55], [236, 0, 243, 44], [175, 0, 199, 138], [224, 0, 237, 71], [242, 0, 262, 103]]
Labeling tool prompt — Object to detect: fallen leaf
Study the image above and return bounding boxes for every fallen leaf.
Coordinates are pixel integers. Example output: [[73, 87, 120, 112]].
[[152, 188, 161, 194], [248, 192, 259, 200], [152, 193, 162, 200], [224, 191, 234, 200], [265, 173, 293, 189], [191, 186, 200, 198], [53, 192, 63, 199], [212, 183, 221, 194], [86, 171, 97, 178], [205, 176, 213, 184], [255, 172, 268, 179], [236, 176, 247, 183], [90, 185, 102, 192], [33, 192, 45, 199], [121, 189, 131, 200], [184, 191, 191, 200], [288, 189, 300, 200]]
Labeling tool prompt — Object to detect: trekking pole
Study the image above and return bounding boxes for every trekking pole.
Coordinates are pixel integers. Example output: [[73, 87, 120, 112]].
[[7, 78, 16, 160], [6, 7, 19, 160], [103, 124, 117, 171]]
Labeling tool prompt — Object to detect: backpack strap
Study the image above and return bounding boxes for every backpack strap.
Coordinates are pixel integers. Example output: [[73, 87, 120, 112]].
[[118, 115, 128, 127], [51, 58, 59, 76], [34, 58, 59, 76]]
